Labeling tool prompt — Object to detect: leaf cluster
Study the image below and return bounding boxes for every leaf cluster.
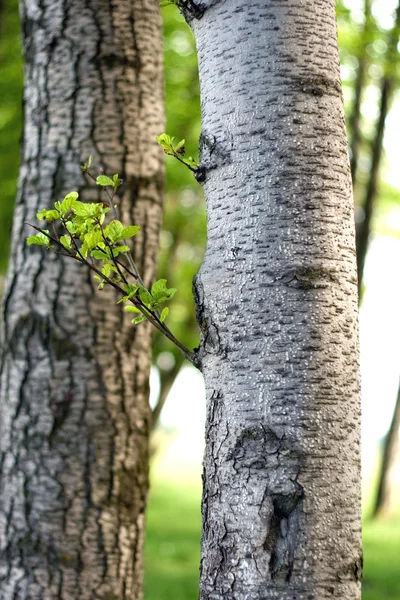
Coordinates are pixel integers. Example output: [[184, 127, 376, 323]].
[[25, 161, 196, 365], [26, 170, 175, 328], [156, 133, 199, 171]]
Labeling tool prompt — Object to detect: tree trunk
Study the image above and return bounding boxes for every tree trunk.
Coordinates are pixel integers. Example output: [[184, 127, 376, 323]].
[[374, 381, 400, 518], [356, 0, 400, 296], [186, 1, 362, 598], [349, 0, 371, 186], [0, 1, 164, 598]]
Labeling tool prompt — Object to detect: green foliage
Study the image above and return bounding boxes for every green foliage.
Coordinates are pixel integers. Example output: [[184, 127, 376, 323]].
[[96, 173, 123, 190], [26, 173, 178, 333], [0, 0, 23, 272], [27, 231, 52, 248], [156, 133, 199, 170]]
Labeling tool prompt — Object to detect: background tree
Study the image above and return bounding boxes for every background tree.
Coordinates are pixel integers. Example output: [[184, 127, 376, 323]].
[[0, 1, 164, 599], [182, 0, 362, 597]]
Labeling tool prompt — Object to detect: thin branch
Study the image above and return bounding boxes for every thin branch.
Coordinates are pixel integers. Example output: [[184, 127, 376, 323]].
[[26, 222, 197, 366]]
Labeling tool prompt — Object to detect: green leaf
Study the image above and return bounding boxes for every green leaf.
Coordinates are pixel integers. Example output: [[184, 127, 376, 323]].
[[151, 279, 167, 296], [91, 249, 109, 260], [124, 305, 141, 314], [96, 175, 114, 187], [175, 138, 185, 152], [159, 0, 175, 6], [82, 230, 102, 251], [117, 284, 139, 304], [61, 191, 79, 214], [138, 287, 152, 305], [65, 221, 77, 233], [151, 279, 177, 302], [160, 307, 169, 322], [72, 201, 98, 217], [104, 219, 124, 242], [36, 209, 48, 221], [155, 133, 175, 155], [131, 315, 146, 324], [112, 173, 123, 188], [101, 263, 112, 277], [27, 231, 51, 247], [81, 156, 93, 171], [121, 225, 140, 239], [36, 209, 59, 221], [113, 245, 130, 256], [60, 235, 72, 249]]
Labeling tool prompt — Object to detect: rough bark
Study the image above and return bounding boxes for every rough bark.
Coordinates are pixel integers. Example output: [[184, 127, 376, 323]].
[[0, 1, 164, 599], [374, 381, 400, 518], [187, 1, 362, 599]]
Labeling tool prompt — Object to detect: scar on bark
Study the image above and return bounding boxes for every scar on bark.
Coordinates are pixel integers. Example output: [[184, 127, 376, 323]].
[[290, 74, 342, 98], [282, 266, 339, 290], [178, 0, 206, 21], [195, 131, 232, 183], [229, 425, 304, 583], [263, 481, 304, 584]]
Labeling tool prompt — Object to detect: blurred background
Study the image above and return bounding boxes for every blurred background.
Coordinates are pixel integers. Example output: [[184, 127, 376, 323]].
[[1, 0, 400, 598]]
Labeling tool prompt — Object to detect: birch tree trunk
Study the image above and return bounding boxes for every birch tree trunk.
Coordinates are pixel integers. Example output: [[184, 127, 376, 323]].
[[0, 1, 164, 598], [185, 1, 362, 598]]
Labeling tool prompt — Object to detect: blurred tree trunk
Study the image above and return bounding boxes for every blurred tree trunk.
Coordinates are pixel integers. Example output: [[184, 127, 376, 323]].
[[349, 0, 371, 186], [356, 1, 400, 296], [152, 358, 183, 427], [374, 382, 400, 518], [0, 1, 164, 598], [357, 2, 400, 521], [185, 1, 362, 598]]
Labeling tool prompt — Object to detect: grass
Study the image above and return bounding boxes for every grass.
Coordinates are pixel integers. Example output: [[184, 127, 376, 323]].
[[362, 516, 400, 600], [144, 478, 201, 600], [145, 467, 400, 600]]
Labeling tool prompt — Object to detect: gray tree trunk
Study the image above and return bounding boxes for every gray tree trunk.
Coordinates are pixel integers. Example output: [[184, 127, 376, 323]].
[[0, 1, 164, 599], [374, 380, 400, 518], [186, 1, 362, 598]]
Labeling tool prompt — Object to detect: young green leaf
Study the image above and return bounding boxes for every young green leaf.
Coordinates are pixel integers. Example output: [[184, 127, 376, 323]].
[[91, 249, 109, 260], [175, 139, 185, 152], [83, 230, 102, 251], [131, 315, 146, 324], [151, 279, 177, 301], [36, 209, 60, 222], [60, 235, 72, 250], [138, 287, 152, 305], [160, 307, 169, 322], [81, 156, 93, 171], [124, 305, 142, 314], [65, 221, 77, 233], [27, 231, 52, 247], [96, 175, 114, 187], [112, 174, 123, 188], [104, 219, 124, 242], [121, 225, 140, 239], [101, 263, 112, 278], [72, 201, 98, 217], [113, 245, 130, 256], [61, 191, 79, 214]]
